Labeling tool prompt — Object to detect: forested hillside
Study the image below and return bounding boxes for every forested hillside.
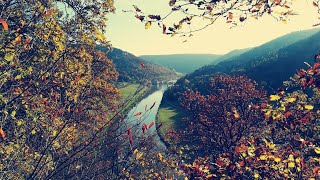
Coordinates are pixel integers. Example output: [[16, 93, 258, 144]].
[[164, 28, 320, 102], [97, 46, 178, 82]]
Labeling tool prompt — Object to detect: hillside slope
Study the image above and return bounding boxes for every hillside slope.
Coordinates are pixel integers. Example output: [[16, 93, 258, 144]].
[[97, 46, 178, 83], [164, 28, 320, 101]]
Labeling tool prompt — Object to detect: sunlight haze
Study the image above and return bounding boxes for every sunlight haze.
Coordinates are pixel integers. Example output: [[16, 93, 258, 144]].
[[107, 0, 319, 56]]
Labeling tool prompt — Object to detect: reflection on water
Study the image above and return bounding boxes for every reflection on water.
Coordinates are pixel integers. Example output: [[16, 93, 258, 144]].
[[125, 86, 168, 149]]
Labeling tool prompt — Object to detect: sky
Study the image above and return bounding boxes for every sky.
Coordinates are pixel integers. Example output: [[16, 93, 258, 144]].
[[106, 0, 320, 56]]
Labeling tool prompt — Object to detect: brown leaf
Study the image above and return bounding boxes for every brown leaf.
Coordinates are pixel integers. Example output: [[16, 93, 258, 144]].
[[169, 0, 176, 6], [162, 24, 167, 34]]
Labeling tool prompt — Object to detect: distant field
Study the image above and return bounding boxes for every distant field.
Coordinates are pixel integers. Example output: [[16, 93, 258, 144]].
[[119, 83, 141, 100], [119, 83, 149, 113]]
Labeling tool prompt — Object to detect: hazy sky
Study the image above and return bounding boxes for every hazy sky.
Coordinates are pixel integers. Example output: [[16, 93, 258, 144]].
[[106, 0, 319, 56]]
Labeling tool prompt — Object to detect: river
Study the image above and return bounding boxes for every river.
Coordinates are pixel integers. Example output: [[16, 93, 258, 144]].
[[125, 85, 168, 150]]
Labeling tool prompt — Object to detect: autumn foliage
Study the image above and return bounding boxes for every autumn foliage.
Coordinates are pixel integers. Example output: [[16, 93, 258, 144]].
[[180, 74, 266, 155], [0, 0, 123, 179], [176, 61, 320, 179]]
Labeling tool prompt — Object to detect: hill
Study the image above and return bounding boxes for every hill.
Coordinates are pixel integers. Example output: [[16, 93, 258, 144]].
[[96, 46, 179, 83], [181, 28, 320, 89], [210, 48, 252, 65], [140, 54, 221, 73], [160, 28, 320, 120]]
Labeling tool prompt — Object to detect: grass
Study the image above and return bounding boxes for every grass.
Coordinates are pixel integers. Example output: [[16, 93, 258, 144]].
[[157, 101, 186, 142], [118, 83, 149, 114], [119, 83, 141, 100]]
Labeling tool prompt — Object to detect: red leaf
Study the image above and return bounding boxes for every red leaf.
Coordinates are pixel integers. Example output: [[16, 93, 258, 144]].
[[133, 112, 142, 117], [301, 78, 307, 88], [216, 158, 224, 167], [140, 62, 145, 68], [238, 161, 245, 167], [148, 122, 154, 128], [0, 18, 8, 31], [128, 127, 133, 146], [313, 62, 320, 70], [284, 111, 293, 118], [43, 9, 54, 16], [142, 124, 147, 133]]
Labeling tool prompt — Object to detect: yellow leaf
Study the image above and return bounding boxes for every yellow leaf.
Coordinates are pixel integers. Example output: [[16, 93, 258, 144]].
[[11, 111, 16, 118], [136, 152, 143, 160], [288, 162, 295, 168], [305, 105, 314, 110], [31, 129, 36, 135], [263, 138, 275, 149], [94, 28, 106, 41], [206, 174, 217, 178], [17, 120, 23, 126], [254, 173, 259, 179], [288, 154, 294, 161], [274, 157, 281, 163], [286, 97, 296, 103], [259, 155, 267, 160], [282, 19, 287, 24], [270, 95, 281, 101], [133, 149, 138, 154], [145, 21, 151, 29], [315, 147, 320, 154], [53, 130, 57, 137], [158, 153, 163, 161]]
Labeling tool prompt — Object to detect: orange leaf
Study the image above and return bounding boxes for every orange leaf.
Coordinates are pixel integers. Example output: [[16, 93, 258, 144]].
[[43, 9, 54, 16], [238, 161, 245, 167], [228, 12, 233, 20], [0, 127, 5, 139], [313, 166, 320, 175], [234, 111, 240, 119], [0, 18, 8, 31]]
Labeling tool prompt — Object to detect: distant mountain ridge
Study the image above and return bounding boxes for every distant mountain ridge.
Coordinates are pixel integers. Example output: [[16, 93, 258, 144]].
[[140, 54, 222, 73], [164, 28, 320, 102], [210, 48, 252, 65], [96, 46, 178, 83]]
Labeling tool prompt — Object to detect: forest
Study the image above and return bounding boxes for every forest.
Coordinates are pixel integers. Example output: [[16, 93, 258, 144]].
[[0, 0, 320, 179]]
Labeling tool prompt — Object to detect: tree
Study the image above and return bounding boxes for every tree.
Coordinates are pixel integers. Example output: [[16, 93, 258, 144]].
[[129, 0, 300, 36], [0, 0, 124, 179], [179, 74, 266, 155], [178, 60, 320, 179]]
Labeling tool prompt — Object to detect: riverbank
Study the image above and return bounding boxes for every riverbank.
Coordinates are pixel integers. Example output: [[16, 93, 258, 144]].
[[119, 83, 169, 118], [155, 99, 188, 148]]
